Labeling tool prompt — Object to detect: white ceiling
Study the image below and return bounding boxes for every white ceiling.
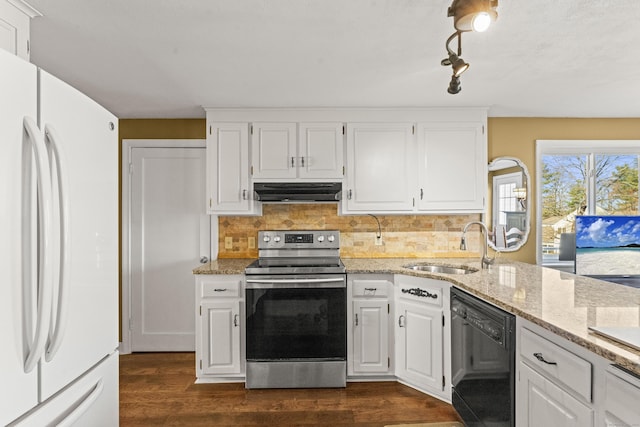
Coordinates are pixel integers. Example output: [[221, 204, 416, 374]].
[[26, 0, 640, 119]]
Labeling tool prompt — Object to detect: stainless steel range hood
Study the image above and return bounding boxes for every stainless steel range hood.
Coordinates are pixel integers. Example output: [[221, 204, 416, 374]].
[[253, 182, 342, 203]]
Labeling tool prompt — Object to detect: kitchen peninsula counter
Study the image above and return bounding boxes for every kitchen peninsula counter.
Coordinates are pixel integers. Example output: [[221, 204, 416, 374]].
[[193, 257, 640, 375]]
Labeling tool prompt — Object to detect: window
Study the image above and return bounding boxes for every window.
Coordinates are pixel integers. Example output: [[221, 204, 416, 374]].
[[493, 174, 519, 227], [536, 140, 640, 266]]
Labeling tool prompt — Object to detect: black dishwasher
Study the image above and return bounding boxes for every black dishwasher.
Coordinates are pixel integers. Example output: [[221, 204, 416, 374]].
[[450, 288, 515, 427]]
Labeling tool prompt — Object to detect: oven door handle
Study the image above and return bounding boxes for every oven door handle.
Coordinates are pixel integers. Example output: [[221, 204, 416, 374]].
[[245, 277, 345, 288]]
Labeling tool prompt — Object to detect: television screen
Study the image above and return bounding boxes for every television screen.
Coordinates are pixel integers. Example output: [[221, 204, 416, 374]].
[[575, 215, 640, 276]]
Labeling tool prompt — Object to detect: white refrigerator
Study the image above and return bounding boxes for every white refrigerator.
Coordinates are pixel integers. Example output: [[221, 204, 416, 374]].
[[0, 48, 119, 425]]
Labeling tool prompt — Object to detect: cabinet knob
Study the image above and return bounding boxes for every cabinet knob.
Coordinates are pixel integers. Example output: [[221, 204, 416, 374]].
[[398, 315, 405, 328], [233, 314, 239, 327], [200, 256, 209, 264]]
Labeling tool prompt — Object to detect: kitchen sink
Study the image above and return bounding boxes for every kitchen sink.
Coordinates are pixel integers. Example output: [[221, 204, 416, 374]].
[[403, 263, 478, 275]]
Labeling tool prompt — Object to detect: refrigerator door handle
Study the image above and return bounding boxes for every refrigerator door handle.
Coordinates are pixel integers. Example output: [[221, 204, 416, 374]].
[[43, 124, 71, 362], [22, 116, 54, 373], [56, 379, 104, 427]]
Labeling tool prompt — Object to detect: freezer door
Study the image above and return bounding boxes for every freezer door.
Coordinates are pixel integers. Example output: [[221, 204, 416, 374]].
[[9, 352, 119, 427], [38, 69, 119, 401], [0, 49, 40, 426]]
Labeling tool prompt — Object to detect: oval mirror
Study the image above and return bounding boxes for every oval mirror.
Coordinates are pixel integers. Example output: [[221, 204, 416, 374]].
[[487, 156, 530, 252]]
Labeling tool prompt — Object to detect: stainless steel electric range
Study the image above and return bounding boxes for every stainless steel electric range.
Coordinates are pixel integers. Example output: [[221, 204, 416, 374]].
[[244, 230, 347, 389]]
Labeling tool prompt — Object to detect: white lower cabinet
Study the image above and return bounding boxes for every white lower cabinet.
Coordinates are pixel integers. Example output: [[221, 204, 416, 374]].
[[195, 275, 245, 382], [601, 366, 640, 427], [394, 275, 450, 401], [516, 319, 596, 427], [517, 361, 593, 427], [347, 274, 393, 377]]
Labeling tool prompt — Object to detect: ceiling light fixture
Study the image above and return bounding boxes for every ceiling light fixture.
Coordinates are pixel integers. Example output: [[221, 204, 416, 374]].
[[449, 0, 498, 32], [442, 0, 498, 94]]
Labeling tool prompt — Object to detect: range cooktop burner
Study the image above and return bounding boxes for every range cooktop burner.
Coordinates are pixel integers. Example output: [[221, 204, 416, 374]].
[[245, 230, 345, 276]]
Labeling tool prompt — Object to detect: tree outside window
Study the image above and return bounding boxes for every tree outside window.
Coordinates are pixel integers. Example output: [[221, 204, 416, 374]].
[[537, 141, 640, 265]]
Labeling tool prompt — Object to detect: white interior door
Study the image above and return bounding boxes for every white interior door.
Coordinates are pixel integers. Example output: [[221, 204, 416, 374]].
[[130, 146, 208, 351]]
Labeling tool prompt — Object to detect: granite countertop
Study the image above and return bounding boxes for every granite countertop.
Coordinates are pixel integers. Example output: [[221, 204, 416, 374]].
[[193, 257, 640, 375]]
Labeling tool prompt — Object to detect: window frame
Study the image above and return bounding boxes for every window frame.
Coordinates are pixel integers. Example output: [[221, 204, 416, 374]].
[[535, 140, 640, 266]]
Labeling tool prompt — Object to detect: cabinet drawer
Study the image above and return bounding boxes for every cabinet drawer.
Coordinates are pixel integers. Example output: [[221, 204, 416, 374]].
[[351, 279, 390, 298], [520, 327, 592, 402], [395, 276, 443, 308], [603, 367, 640, 425], [200, 276, 242, 298]]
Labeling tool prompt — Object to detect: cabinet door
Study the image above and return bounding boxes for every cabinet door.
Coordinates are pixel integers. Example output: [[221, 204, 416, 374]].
[[517, 362, 593, 427], [199, 300, 242, 375], [602, 368, 640, 427], [0, 0, 34, 60], [298, 122, 344, 179], [344, 123, 415, 212], [417, 122, 486, 212], [251, 122, 297, 179], [207, 122, 252, 213], [352, 299, 389, 374], [395, 300, 443, 392]]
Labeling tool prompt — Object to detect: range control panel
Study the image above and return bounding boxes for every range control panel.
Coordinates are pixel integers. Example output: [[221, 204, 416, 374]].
[[258, 230, 340, 250]]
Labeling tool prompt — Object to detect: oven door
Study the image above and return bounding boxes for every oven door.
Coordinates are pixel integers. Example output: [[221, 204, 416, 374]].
[[245, 275, 346, 361]]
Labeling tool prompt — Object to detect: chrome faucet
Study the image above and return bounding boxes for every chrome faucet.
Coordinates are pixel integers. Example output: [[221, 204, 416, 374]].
[[460, 221, 495, 269]]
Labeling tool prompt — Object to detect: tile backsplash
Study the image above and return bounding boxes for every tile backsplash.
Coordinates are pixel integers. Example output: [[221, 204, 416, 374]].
[[217, 204, 482, 258]]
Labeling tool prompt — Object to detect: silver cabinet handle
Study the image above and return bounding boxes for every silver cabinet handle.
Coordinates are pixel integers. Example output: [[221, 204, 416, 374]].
[[233, 314, 239, 327], [398, 315, 405, 328], [348, 189, 353, 200], [301, 156, 305, 167], [364, 287, 377, 292], [200, 256, 209, 264], [355, 313, 359, 326], [242, 189, 247, 200], [291, 156, 295, 168], [214, 288, 227, 292], [533, 353, 557, 365], [420, 188, 424, 200]]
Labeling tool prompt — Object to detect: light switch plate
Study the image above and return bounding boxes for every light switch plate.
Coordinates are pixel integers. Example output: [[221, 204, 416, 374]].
[[248, 236, 256, 249], [224, 237, 233, 249]]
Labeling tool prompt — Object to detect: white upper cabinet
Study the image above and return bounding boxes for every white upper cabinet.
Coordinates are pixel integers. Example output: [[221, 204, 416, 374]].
[[250, 122, 297, 179], [417, 121, 486, 212], [344, 122, 416, 213], [206, 122, 254, 214], [298, 122, 344, 179], [0, 0, 40, 60], [205, 108, 487, 215], [250, 122, 344, 180]]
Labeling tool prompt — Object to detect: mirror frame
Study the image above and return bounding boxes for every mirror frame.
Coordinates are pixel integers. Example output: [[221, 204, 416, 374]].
[[487, 156, 531, 252]]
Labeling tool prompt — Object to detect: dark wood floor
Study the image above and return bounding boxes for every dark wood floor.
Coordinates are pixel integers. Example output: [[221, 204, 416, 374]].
[[119, 352, 461, 426]]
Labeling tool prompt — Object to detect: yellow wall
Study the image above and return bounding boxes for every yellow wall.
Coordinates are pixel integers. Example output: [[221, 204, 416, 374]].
[[488, 118, 640, 263]]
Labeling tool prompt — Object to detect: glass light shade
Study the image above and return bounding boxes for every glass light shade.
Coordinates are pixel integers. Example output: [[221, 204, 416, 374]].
[[450, 0, 498, 32], [471, 11, 492, 32]]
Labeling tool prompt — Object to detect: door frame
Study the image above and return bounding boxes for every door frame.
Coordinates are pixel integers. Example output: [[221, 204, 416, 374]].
[[120, 139, 215, 354]]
